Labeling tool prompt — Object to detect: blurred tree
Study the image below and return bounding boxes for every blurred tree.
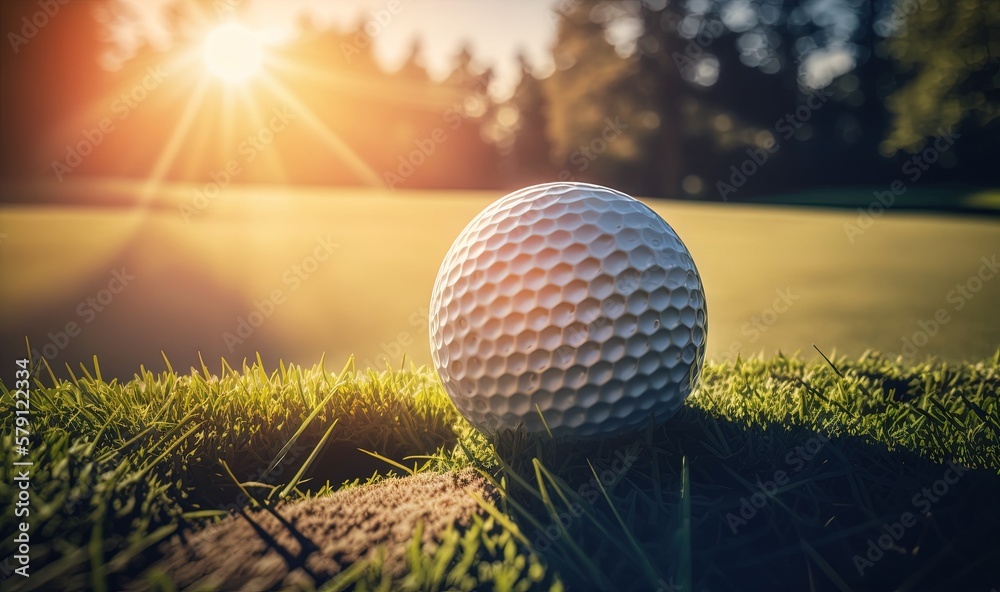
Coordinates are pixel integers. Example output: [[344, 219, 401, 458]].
[[10, 0, 994, 196], [339, 19, 383, 74], [503, 52, 555, 183], [802, 2, 899, 187], [436, 43, 502, 188], [884, 0, 1000, 152], [632, 1, 685, 196], [0, 0, 111, 181], [544, 0, 650, 193], [396, 38, 430, 81], [633, 0, 808, 197]]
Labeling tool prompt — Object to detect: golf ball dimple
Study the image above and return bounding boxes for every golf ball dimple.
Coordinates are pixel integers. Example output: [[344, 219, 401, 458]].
[[429, 182, 708, 438]]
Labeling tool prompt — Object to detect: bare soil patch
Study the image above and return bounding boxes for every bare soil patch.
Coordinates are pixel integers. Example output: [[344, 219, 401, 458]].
[[142, 469, 494, 591]]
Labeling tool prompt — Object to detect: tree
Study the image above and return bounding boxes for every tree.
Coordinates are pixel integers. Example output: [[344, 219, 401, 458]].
[[544, 0, 649, 193], [433, 43, 501, 188], [505, 52, 554, 182], [396, 38, 429, 81], [884, 0, 999, 152], [633, 0, 688, 196], [1, 0, 111, 182]]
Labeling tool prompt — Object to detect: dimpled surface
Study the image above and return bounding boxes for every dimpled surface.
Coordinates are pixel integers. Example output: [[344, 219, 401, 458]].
[[429, 183, 707, 438]]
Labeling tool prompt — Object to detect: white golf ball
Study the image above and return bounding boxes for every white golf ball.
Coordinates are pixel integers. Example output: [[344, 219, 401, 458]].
[[429, 182, 707, 438]]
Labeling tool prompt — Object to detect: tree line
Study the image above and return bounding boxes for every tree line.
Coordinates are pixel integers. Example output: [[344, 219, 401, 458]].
[[1, 0, 996, 200]]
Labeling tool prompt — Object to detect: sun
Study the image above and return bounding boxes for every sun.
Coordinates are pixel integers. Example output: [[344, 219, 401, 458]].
[[203, 23, 264, 84]]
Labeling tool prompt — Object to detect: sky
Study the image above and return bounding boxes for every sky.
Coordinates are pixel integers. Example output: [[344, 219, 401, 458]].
[[113, 0, 566, 97], [109, 0, 855, 95]]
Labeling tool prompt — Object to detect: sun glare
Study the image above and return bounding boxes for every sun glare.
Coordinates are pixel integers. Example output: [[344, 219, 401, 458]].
[[204, 23, 264, 84]]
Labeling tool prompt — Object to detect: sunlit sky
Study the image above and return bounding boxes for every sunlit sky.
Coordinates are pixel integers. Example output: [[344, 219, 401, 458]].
[[108, 0, 854, 97], [111, 0, 567, 97]]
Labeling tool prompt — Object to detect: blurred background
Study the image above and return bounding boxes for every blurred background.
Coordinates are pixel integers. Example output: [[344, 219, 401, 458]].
[[1, 0, 998, 378]]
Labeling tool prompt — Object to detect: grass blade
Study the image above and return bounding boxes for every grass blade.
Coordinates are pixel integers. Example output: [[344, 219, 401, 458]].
[[279, 418, 339, 499]]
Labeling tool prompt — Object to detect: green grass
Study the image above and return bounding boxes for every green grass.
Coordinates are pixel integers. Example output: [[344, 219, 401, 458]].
[[2, 351, 999, 591], [4, 182, 1000, 377]]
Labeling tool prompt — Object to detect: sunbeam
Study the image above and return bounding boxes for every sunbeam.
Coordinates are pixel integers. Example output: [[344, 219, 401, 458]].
[[139, 75, 210, 203], [261, 73, 384, 188], [238, 87, 288, 184], [267, 55, 467, 112]]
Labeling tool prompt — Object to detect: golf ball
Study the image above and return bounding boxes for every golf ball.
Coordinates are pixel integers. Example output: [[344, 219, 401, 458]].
[[429, 182, 707, 438]]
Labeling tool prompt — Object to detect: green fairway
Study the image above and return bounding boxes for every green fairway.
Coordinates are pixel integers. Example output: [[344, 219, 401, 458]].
[[740, 186, 1000, 213], [1, 353, 997, 591], [2, 180, 998, 589], [1, 180, 998, 379], [3, 0, 997, 588]]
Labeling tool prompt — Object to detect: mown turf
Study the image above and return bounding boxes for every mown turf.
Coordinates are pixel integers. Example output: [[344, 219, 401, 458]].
[[5, 183, 1000, 377], [1, 351, 998, 591]]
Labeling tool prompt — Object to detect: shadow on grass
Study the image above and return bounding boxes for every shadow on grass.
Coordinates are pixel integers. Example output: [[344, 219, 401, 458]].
[[177, 431, 459, 513], [490, 405, 1000, 592]]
